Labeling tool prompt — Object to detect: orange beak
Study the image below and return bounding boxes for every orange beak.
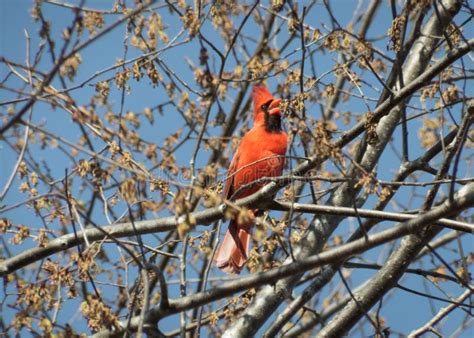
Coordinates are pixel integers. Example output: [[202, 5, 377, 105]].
[[268, 98, 282, 116]]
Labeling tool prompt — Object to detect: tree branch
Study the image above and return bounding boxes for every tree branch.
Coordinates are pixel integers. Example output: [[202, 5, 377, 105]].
[[226, 0, 465, 335], [92, 182, 474, 336]]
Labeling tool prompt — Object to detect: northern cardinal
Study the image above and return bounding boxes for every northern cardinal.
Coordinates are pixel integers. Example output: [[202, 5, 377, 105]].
[[214, 85, 288, 274]]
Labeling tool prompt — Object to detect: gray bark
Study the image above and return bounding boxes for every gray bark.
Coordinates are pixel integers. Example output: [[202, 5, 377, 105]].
[[222, 0, 463, 336]]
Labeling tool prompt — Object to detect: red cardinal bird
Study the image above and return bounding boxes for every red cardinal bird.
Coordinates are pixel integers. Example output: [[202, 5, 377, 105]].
[[214, 85, 288, 274]]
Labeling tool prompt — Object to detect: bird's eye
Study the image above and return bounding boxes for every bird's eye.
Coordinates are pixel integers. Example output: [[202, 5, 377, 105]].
[[260, 100, 272, 112]]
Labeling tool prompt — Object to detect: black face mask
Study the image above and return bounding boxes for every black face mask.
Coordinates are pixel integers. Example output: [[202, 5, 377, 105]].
[[261, 99, 282, 133]]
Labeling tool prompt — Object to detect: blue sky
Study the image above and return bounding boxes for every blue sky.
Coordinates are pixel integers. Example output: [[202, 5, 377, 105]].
[[1, 0, 473, 336]]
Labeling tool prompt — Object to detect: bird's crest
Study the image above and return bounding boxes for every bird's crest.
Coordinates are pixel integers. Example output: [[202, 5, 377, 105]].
[[252, 85, 274, 121], [252, 85, 273, 106]]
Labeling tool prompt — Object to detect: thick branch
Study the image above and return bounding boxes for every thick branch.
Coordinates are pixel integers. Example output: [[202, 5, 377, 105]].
[[269, 201, 473, 233], [226, 1, 465, 336], [92, 183, 474, 336], [317, 90, 473, 337], [1, 26, 471, 280], [1, 41, 471, 277]]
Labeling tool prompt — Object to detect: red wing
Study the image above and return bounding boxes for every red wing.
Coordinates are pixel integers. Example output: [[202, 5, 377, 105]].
[[223, 149, 240, 200]]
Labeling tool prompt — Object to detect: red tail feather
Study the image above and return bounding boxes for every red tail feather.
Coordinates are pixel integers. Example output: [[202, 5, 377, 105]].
[[214, 220, 250, 274], [215, 84, 287, 274]]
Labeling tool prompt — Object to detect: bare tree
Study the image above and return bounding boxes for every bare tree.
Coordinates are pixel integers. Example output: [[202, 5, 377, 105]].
[[0, 0, 472, 337]]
